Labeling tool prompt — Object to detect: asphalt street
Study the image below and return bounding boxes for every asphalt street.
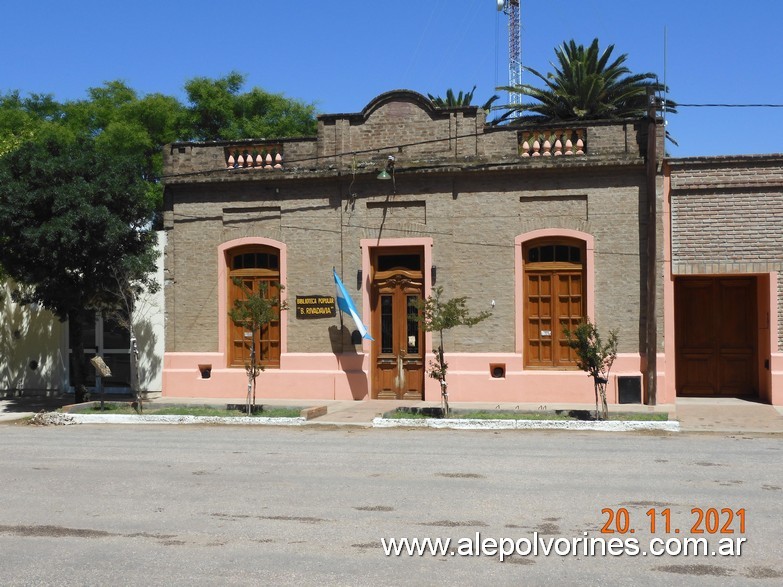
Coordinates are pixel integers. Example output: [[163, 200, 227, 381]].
[[0, 424, 781, 586]]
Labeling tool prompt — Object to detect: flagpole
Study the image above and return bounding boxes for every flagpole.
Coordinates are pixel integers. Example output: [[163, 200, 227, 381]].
[[333, 266, 345, 333], [334, 268, 373, 341]]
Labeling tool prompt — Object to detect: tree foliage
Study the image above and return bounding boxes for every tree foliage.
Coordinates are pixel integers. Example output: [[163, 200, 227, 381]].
[[183, 71, 317, 141], [0, 134, 158, 401], [563, 320, 618, 420], [61, 81, 186, 217], [415, 286, 492, 415], [1, 72, 318, 216], [0, 91, 61, 157], [427, 86, 499, 115], [498, 38, 674, 123]]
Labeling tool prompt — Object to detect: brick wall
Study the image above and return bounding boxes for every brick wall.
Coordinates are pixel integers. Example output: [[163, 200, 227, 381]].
[[668, 155, 783, 350], [165, 170, 655, 356], [164, 91, 647, 182], [163, 90, 659, 357]]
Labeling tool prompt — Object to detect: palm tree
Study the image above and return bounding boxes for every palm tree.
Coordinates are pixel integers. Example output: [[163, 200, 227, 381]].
[[498, 38, 674, 123], [427, 86, 499, 112]]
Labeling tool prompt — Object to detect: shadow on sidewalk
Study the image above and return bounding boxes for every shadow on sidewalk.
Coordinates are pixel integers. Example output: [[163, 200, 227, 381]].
[[0, 393, 134, 414]]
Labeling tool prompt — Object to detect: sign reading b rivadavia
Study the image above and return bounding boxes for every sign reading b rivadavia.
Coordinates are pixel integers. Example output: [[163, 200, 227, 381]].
[[295, 295, 336, 319]]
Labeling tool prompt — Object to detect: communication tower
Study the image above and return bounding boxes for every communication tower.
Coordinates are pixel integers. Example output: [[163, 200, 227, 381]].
[[497, 0, 522, 112]]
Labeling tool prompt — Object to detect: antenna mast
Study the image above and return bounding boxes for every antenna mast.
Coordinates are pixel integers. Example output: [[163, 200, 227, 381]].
[[498, 0, 522, 113]]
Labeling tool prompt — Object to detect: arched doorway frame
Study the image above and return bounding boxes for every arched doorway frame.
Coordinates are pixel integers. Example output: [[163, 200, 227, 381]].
[[360, 237, 434, 399], [514, 229, 595, 362], [217, 237, 288, 363]]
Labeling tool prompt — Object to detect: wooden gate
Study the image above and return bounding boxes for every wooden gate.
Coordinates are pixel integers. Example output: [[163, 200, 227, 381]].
[[675, 277, 758, 397]]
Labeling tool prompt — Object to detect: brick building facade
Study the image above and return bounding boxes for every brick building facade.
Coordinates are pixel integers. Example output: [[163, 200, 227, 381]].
[[161, 90, 666, 404], [664, 155, 783, 404]]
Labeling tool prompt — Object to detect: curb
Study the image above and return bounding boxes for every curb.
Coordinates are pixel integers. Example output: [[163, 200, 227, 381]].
[[27, 412, 678, 431], [372, 417, 681, 432], [35, 413, 307, 426]]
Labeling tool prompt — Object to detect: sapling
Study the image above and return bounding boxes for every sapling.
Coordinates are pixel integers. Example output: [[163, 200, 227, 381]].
[[415, 286, 491, 416], [228, 279, 287, 414], [563, 320, 618, 420]]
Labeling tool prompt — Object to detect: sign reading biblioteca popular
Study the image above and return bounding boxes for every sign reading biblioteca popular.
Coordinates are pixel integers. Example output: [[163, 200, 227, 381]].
[[295, 295, 336, 319]]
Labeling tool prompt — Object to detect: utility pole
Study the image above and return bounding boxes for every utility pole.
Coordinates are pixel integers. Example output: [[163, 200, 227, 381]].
[[645, 88, 658, 405]]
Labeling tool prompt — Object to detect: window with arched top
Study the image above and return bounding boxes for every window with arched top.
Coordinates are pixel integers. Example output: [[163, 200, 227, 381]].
[[523, 238, 586, 368], [227, 245, 281, 368]]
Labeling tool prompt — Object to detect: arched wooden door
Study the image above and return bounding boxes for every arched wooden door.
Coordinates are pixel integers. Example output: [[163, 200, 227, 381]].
[[226, 246, 281, 369], [523, 240, 585, 368], [370, 250, 425, 400]]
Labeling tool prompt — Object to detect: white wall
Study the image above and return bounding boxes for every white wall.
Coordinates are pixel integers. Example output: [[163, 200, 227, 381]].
[[0, 281, 66, 394], [134, 231, 166, 393]]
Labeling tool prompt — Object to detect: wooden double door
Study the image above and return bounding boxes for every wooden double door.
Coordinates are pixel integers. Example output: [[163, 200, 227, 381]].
[[525, 270, 583, 367], [370, 252, 425, 400], [675, 277, 758, 398], [523, 240, 585, 368]]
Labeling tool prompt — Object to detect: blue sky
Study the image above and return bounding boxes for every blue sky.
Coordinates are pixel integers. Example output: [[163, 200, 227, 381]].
[[2, 0, 781, 157]]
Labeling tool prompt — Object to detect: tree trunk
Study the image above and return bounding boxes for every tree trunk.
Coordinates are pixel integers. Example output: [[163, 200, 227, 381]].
[[246, 371, 252, 415], [69, 310, 88, 404], [130, 334, 142, 413], [248, 334, 256, 413], [593, 377, 609, 420], [437, 332, 449, 417]]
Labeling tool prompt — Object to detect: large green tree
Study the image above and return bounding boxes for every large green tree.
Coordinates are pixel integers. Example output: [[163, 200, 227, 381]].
[[0, 91, 62, 157], [1, 73, 318, 215], [183, 71, 317, 141], [0, 74, 317, 399], [59, 81, 186, 218], [0, 133, 158, 402], [498, 38, 673, 122], [1, 83, 185, 220]]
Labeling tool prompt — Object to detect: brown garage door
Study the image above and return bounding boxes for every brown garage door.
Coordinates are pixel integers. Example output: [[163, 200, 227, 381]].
[[675, 277, 758, 398]]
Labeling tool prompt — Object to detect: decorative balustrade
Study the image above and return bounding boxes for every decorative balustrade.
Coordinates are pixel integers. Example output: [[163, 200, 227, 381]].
[[518, 129, 585, 157], [225, 145, 284, 170]]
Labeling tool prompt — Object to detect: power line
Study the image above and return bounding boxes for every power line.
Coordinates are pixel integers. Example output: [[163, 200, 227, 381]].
[[677, 103, 783, 108], [160, 125, 646, 182], [161, 103, 783, 183], [160, 129, 498, 181]]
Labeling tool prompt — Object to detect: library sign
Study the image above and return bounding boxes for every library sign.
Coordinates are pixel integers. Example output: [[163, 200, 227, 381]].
[[295, 295, 336, 319]]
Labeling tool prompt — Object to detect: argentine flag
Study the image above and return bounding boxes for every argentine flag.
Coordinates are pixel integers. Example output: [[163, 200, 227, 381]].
[[333, 268, 374, 340]]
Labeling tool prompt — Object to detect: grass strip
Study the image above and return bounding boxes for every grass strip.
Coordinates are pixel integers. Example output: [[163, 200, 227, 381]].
[[384, 408, 668, 421], [81, 403, 301, 418]]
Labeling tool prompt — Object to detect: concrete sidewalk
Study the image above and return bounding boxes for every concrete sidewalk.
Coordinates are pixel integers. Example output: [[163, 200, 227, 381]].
[[2, 393, 783, 433], [300, 397, 783, 433], [675, 397, 783, 434]]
